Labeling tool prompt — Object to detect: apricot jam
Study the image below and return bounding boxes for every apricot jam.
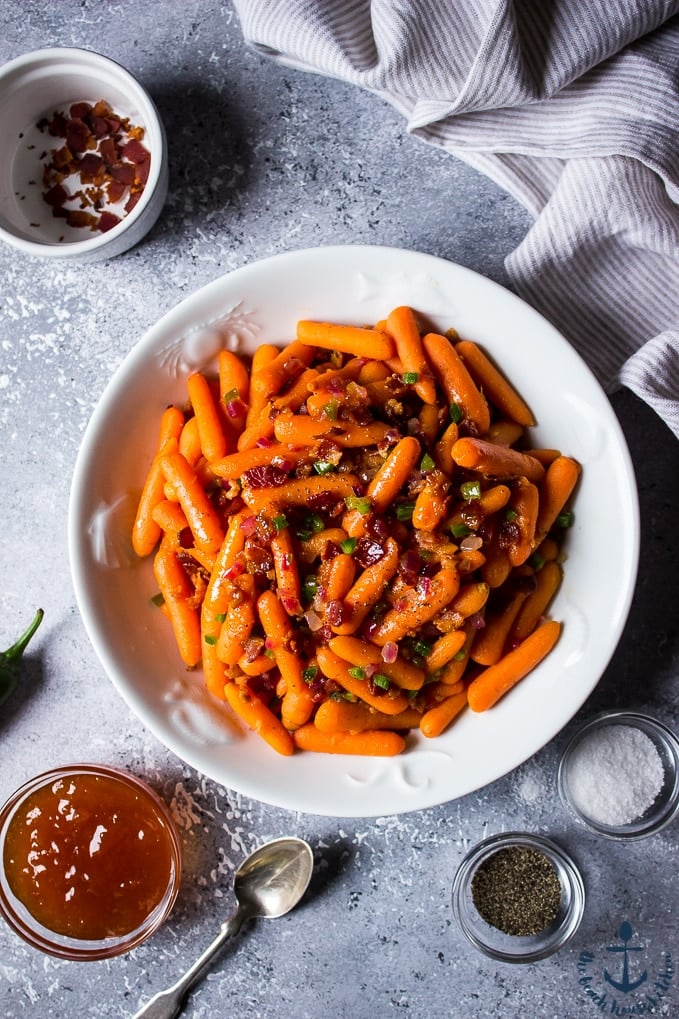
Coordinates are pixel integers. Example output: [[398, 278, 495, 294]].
[[0, 766, 181, 957]]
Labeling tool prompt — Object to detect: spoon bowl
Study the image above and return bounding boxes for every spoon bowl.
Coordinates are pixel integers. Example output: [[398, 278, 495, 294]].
[[133, 836, 314, 1019]]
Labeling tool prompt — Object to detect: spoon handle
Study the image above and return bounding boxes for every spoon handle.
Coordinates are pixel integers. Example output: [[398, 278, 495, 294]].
[[132, 909, 247, 1019]]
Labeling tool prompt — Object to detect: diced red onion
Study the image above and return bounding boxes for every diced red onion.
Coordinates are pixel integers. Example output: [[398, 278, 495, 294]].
[[224, 561, 244, 580], [256, 436, 273, 448], [381, 641, 398, 664], [239, 515, 257, 534], [470, 612, 486, 630], [304, 609, 323, 632], [460, 534, 484, 551]]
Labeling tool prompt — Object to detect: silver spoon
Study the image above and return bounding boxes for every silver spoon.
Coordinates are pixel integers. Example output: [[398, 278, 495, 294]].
[[132, 836, 314, 1019]]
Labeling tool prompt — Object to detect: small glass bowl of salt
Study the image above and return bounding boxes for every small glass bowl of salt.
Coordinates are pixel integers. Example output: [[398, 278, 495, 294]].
[[558, 711, 679, 840]]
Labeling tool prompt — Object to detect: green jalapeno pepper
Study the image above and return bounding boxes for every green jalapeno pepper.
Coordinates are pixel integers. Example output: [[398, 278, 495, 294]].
[[0, 609, 44, 709]]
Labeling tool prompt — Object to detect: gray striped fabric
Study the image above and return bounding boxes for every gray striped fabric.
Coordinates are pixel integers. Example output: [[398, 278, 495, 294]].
[[233, 0, 679, 438]]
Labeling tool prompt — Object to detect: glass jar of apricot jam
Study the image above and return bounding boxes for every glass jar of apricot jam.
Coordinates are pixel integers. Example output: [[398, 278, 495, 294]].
[[0, 764, 181, 959]]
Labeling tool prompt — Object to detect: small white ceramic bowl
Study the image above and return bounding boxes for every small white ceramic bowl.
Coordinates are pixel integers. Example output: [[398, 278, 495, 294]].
[[0, 47, 167, 261]]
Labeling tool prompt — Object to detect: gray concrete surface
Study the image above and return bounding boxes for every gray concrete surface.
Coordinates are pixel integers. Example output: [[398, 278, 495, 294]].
[[1, 3, 677, 1017]]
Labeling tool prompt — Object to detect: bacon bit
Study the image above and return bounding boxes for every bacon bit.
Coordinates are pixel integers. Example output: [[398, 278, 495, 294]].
[[98, 211, 121, 233], [242, 464, 288, 489], [354, 537, 385, 569], [36, 98, 150, 235]]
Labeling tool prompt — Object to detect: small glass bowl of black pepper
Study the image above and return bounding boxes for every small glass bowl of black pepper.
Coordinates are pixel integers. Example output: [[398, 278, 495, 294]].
[[557, 711, 679, 840], [451, 832, 585, 963]]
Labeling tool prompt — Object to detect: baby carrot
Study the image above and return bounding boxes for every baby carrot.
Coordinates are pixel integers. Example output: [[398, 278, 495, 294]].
[[452, 437, 545, 483], [456, 340, 536, 426], [425, 629, 468, 674], [297, 320, 395, 360], [487, 419, 525, 447], [187, 371, 228, 461], [509, 560, 562, 645], [179, 415, 202, 466], [507, 478, 539, 566], [316, 647, 411, 714], [297, 528, 348, 564], [420, 689, 468, 738], [277, 647, 315, 729], [242, 474, 362, 513], [467, 619, 562, 711], [271, 526, 302, 616], [237, 404, 275, 451], [210, 444, 308, 480], [218, 348, 250, 409], [292, 724, 406, 756], [432, 424, 458, 478], [132, 404, 185, 557], [257, 589, 292, 649], [328, 635, 425, 691], [319, 553, 356, 604], [412, 477, 449, 531], [470, 589, 528, 666], [246, 343, 279, 426], [314, 699, 421, 733], [224, 681, 295, 756], [254, 339, 315, 396], [151, 499, 189, 541], [534, 456, 580, 545], [216, 575, 256, 666], [386, 306, 437, 404], [370, 566, 460, 645], [159, 451, 225, 553], [153, 539, 201, 667], [422, 332, 490, 434], [273, 413, 390, 448], [332, 537, 400, 635], [273, 367, 318, 412], [450, 580, 490, 619], [366, 436, 421, 514]]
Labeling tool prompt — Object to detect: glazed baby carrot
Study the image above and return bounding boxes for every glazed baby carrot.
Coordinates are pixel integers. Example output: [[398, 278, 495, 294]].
[[509, 560, 562, 646], [224, 681, 295, 756], [422, 331, 490, 433], [370, 566, 460, 645], [506, 478, 539, 567], [456, 339, 536, 426], [246, 343, 279, 425], [425, 629, 468, 674], [216, 575, 256, 666], [470, 589, 528, 666], [273, 413, 390, 448], [319, 553, 356, 604], [467, 619, 562, 712], [328, 635, 425, 691], [209, 444, 308, 480], [412, 477, 449, 531], [132, 404, 185, 557], [242, 473, 362, 513], [292, 724, 406, 756], [314, 699, 422, 733], [179, 415, 202, 467], [366, 435, 421, 513], [297, 320, 395, 359], [316, 648, 411, 715], [218, 348, 250, 410], [386, 306, 436, 404], [534, 455, 580, 545], [187, 371, 228, 461], [253, 339, 315, 396], [271, 526, 302, 616], [451, 437, 545, 483], [159, 451, 225, 553], [420, 689, 468, 738], [152, 538, 201, 667], [151, 499, 189, 541], [332, 537, 400, 635]]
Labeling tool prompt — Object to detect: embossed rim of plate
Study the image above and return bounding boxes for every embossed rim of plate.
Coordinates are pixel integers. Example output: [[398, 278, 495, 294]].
[[68, 245, 640, 817]]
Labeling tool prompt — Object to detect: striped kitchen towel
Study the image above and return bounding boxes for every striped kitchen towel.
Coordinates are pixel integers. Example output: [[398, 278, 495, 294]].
[[233, 0, 679, 438]]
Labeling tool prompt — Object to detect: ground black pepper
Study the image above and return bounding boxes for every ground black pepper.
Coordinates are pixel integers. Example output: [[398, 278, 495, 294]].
[[470, 846, 562, 936]]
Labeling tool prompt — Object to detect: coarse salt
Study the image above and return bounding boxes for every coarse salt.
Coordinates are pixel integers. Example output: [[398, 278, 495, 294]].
[[567, 724, 665, 826]]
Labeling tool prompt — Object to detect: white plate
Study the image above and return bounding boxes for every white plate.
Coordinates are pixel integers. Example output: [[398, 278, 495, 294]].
[[68, 246, 639, 817]]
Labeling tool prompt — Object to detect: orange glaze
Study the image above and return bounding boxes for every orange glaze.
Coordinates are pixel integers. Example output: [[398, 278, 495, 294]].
[[3, 770, 177, 940]]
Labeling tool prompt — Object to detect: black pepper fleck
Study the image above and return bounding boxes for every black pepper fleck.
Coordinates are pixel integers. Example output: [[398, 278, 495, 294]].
[[471, 845, 562, 936]]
